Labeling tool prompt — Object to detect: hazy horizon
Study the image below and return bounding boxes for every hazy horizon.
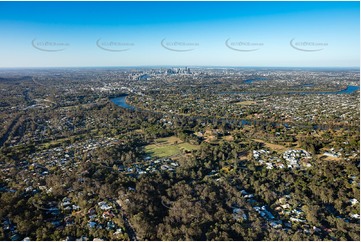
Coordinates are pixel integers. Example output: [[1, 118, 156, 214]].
[[0, 65, 359, 70]]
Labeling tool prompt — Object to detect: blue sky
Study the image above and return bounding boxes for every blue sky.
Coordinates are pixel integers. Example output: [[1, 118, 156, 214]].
[[0, 1, 359, 67]]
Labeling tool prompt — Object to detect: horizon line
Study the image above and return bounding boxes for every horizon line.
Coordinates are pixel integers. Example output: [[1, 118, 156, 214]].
[[0, 65, 359, 70]]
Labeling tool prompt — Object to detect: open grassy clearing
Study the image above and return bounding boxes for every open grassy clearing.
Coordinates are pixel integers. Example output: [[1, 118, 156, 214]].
[[234, 100, 256, 105], [252, 138, 289, 153], [144, 136, 200, 158], [317, 154, 342, 161], [156, 136, 183, 144], [222, 135, 234, 142]]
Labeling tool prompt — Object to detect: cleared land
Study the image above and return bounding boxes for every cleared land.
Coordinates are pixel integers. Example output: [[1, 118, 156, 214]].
[[145, 136, 199, 158], [235, 100, 256, 105], [252, 138, 289, 153]]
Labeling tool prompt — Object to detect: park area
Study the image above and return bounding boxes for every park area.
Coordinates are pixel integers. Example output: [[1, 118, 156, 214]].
[[144, 136, 200, 158]]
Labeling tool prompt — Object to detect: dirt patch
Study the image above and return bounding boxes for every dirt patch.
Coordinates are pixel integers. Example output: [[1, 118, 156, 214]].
[[235, 101, 256, 105], [252, 139, 288, 153]]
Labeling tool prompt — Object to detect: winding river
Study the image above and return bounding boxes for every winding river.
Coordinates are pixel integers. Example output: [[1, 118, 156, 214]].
[[111, 85, 359, 111], [110, 95, 135, 110], [110, 86, 359, 130], [220, 85, 360, 95]]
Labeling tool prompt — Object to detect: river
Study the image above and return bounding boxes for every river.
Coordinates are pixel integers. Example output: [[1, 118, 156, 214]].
[[243, 77, 359, 95], [220, 85, 360, 95], [110, 86, 359, 130], [330, 85, 360, 94], [110, 95, 135, 110], [111, 85, 359, 111]]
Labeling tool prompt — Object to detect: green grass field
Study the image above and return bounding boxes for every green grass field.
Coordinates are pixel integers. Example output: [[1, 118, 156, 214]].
[[144, 136, 199, 158]]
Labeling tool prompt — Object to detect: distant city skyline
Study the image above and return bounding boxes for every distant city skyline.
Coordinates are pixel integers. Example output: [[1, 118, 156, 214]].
[[0, 1, 359, 68]]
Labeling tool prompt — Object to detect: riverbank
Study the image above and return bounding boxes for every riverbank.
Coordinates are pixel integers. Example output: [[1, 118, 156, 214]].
[[110, 95, 358, 131]]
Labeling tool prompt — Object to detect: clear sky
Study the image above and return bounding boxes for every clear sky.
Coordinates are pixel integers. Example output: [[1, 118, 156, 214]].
[[0, 1, 359, 68]]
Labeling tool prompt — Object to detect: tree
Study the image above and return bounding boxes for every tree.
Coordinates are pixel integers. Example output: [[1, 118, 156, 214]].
[[302, 204, 320, 225]]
